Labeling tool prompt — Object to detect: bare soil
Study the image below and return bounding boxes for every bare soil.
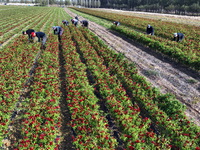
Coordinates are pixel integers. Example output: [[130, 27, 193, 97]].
[[65, 8, 200, 126]]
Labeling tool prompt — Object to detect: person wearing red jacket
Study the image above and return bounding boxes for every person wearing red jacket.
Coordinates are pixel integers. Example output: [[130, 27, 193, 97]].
[[31, 31, 47, 47]]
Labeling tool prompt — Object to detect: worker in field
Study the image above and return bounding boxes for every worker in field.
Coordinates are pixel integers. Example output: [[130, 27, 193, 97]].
[[113, 21, 120, 26], [31, 31, 47, 48], [62, 20, 69, 26], [146, 24, 154, 35], [75, 15, 79, 21], [71, 18, 78, 27], [173, 33, 184, 42], [22, 29, 35, 42], [52, 26, 64, 41], [80, 20, 89, 28]]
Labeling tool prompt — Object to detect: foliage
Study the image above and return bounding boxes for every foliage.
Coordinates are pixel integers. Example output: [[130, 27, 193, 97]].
[[71, 7, 200, 71], [1, 6, 200, 149]]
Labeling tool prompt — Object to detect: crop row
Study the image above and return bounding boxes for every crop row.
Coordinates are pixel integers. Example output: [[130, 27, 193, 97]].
[[70, 8, 200, 71], [0, 7, 69, 148], [0, 7, 56, 44], [77, 27, 200, 149], [9, 35, 62, 150], [87, 27, 200, 146], [70, 7, 200, 48], [1, 7, 199, 149], [70, 26, 171, 149]]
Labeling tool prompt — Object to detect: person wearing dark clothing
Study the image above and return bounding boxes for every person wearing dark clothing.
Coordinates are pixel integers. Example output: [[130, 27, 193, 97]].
[[71, 19, 78, 27], [62, 20, 69, 26], [80, 20, 89, 28], [173, 33, 184, 42], [31, 31, 47, 46], [22, 29, 35, 42], [75, 16, 79, 21], [113, 21, 120, 26], [52, 26, 64, 36], [146, 24, 154, 35], [52, 26, 64, 42]]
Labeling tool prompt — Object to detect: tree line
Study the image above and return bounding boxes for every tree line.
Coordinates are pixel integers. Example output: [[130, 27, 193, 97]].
[[2, 0, 199, 15], [100, 0, 200, 15]]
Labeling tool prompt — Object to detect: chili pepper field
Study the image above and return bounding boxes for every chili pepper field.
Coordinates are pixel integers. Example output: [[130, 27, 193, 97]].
[[0, 6, 200, 150]]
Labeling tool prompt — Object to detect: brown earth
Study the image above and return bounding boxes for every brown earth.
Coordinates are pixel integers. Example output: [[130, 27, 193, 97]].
[[65, 8, 200, 126]]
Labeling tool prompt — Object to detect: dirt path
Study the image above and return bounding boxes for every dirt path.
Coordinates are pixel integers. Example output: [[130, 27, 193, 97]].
[[65, 8, 200, 126]]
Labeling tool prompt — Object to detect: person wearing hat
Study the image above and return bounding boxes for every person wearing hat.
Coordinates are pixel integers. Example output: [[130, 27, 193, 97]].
[[80, 20, 89, 28], [22, 29, 35, 42], [71, 18, 78, 27], [52, 26, 64, 36], [52, 26, 64, 41], [146, 24, 154, 35], [31, 31, 47, 47], [113, 21, 120, 26], [173, 33, 184, 42], [62, 20, 69, 26]]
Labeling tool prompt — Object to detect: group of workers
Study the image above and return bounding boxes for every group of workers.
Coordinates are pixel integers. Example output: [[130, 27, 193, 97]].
[[113, 21, 184, 42], [22, 29, 47, 46], [62, 16, 89, 28], [22, 16, 89, 47], [145, 24, 184, 42], [22, 16, 184, 47]]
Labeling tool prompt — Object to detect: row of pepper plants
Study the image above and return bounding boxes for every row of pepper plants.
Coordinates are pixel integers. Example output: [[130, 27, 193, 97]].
[[80, 27, 199, 148], [0, 6, 55, 44], [0, 7, 67, 149], [1, 6, 200, 149], [70, 7, 200, 71], [0, 6, 30, 36], [68, 26, 171, 149], [0, 36, 42, 148], [9, 34, 62, 150], [70, 26, 200, 149], [61, 26, 118, 149], [0, 6, 26, 26]]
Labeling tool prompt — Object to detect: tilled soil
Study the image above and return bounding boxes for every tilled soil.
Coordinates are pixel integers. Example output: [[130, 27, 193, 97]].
[[65, 8, 200, 126]]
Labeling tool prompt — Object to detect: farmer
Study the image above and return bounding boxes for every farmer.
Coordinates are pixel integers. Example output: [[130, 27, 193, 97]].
[[31, 31, 47, 47], [22, 29, 35, 42], [71, 18, 78, 27], [62, 20, 69, 26], [173, 33, 184, 42], [80, 20, 89, 28], [52, 26, 64, 36], [146, 24, 154, 35], [75, 15, 79, 21], [52, 26, 64, 41], [113, 21, 120, 26]]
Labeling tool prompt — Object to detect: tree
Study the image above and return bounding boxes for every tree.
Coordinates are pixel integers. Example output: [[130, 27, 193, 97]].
[[188, 3, 200, 14], [49, 0, 55, 5], [165, 4, 175, 13], [88, 0, 91, 7], [72, 0, 77, 6], [97, 0, 101, 7]]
